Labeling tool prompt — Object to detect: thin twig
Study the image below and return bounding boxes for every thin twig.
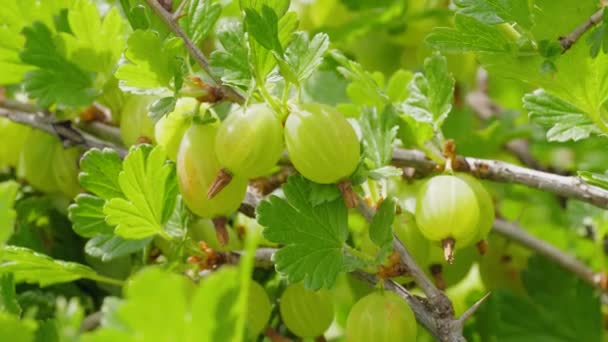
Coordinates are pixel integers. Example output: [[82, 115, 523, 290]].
[[391, 148, 608, 210], [559, 7, 605, 52], [493, 219, 607, 291], [0, 105, 127, 157], [144, 0, 245, 104]]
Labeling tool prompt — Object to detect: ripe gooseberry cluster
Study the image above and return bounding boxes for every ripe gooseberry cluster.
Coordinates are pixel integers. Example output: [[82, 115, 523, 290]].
[[167, 100, 361, 244]]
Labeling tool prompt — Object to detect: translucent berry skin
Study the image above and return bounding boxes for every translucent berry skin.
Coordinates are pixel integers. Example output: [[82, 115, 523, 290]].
[[346, 291, 417, 342], [246, 281, 272, 339], [216, 103, 283, 178], [155, 98, 196, 161], [187, 219, 242, 251], [18, 130, 81, 198], [0, 118, 31, 168], [176, 123, 247, 218], [284, 103, 360, 184], [279, 283, 334, 338], [479, 235, 529, 294], [393, 212, 430, 266], [427, 245, 477, 286], [415, 175, 480, 247], [455, 173, 495, 243], [120, 95, 157, 146]]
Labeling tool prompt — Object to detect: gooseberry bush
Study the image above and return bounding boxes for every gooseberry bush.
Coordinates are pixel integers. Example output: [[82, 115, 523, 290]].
[[2, 0, 608, 341]]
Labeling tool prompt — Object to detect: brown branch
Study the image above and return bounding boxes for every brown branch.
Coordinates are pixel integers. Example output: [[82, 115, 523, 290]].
[[0, 104, 127, 157], [144, 0, 245, 104], [493, 218, 608, 291], [559, 7, 605, 52], [391, 148, 608, 210]]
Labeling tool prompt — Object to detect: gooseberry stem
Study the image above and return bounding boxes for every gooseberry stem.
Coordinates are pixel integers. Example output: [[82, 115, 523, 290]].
[[442, 237, 456, 264]]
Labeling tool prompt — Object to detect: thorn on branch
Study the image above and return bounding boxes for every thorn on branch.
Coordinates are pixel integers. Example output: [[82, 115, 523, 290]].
[[455, 292, 491, 326]]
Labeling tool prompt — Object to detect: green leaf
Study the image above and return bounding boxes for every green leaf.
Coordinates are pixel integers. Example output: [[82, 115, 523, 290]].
[[523, 89, 601, 142], [332, 50, 387, 109], [400, 53, 454, 130], [0, 0, 65, 85], [257, 175, 351, 289], [426, 14, 512, 54], [20, 22, 96, 108], [248, 11, 298, 84], [0, 181, 19, 245], [284, 32, 329, 84], [586, 10, 608, 58], [78, 149, 123, 200], [308, 183, 341, 206], [85, 235, 151, 262], [53, 297, 85, 341], [397, 115, 434, 148], [359, 106, 399, 169], [148, 97, 177, 123], [245, 6, 283, 54], [454, 0, 533, 28], [210, 21, 252, 89], [190, 267, 243, 341], [81, 267, 246, 341], [0, 274, 21, 316], [59, 0, 125, 77], [476, 255, 601, 342], [0, 245, 121, 287], [578, 171, 608, 190], [180, 0, 222, 45], [0, 312, 37, 342], [118, 0, 170, 36], [369, 198, 395, 248], [69, 194, 114, 238], [386, 69, 413, 103], [103, 145, 177, 240], [115, 30, 184, 92], [240, 0, 289, 16]]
